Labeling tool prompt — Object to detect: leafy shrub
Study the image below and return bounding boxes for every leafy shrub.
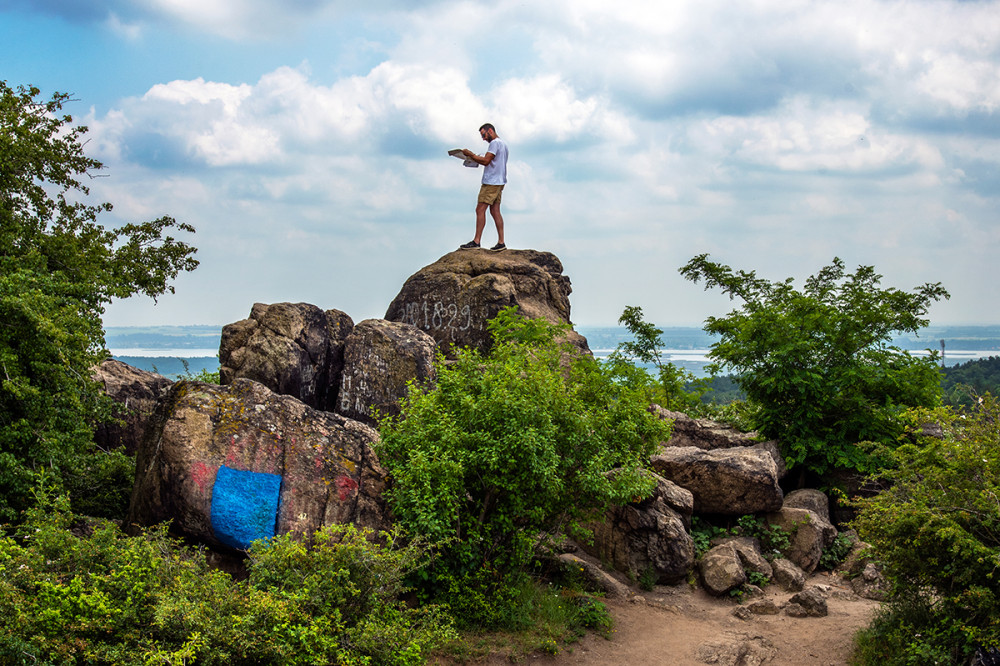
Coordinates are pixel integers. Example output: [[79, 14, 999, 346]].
[[61, 448, 136, 519], [376, 307, 670, 627], [679, 255, 948, 477], [690, 515, 792, 562], [0, 481, 455, 664], [818, 532, 854, 571], [852, 394, 1000, 664], [609, 305, 715, 415]]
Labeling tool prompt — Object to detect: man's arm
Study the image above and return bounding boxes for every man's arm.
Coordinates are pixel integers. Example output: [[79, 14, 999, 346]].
[[462, 149, 495, 166]]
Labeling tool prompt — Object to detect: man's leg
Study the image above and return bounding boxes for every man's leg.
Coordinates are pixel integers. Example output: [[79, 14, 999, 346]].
[[474, 202, 489, 244], [489, 201, 504, 245]]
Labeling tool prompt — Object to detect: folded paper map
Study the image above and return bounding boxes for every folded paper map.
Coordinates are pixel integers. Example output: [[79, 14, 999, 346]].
[[448, 148, 479, 168]]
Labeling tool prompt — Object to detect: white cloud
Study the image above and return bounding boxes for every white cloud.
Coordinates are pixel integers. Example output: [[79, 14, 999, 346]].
[[42, 0, 997, 327]]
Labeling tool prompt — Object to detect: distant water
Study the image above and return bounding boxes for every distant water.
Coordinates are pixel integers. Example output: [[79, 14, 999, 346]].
[[106, 324, 999, 380], [111, 348, 219, 357]]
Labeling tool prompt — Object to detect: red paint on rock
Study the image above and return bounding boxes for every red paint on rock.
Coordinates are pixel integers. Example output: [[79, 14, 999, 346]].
[[190, 461, 218, 494], [335, 475, 359, 501]]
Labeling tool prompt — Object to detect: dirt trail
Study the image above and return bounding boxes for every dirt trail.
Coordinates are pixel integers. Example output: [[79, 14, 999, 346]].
[[489, 571, 879, 666]]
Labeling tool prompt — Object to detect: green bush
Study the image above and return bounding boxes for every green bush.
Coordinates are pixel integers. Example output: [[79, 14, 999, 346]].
[[680, 255, 948, 477], [376, 307, 670, 627], [852, 394, 1000, 664], [0, 481, 455, 664], [608, 305, 715, 415]]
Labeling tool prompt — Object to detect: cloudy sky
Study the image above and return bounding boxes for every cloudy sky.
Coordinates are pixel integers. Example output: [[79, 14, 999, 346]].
[[2, 0, 998, 329]]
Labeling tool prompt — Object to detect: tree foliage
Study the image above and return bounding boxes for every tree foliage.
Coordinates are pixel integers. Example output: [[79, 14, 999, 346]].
[[607, 305, 713, 415], [852, 395, 1000, 664], [0, 82, 198, 519], [376, 308, 670, 625], [679, 254, 948, 476]]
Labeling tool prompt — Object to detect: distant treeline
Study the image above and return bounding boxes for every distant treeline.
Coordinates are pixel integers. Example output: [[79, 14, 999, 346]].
[[687, 356, 1000, 408], [940, 356, 1000, 406]]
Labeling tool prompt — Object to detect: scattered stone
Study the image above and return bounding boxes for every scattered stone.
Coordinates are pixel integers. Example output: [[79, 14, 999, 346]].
[[700, 543, 747, 596], [219, 302, 354, 412], [788, 587, 829, 617], [771, 558, 806, 592], [581, 474, 695, 584], [747, 599, 781, 615], [784, 603, 809, 618], [850, 562, 890, 601], [653, 407, 760, 450], [93, 359, 173, 455], [384, 249, 589, 356], [650, 446, 784, 515], [696, 634, 776, 665], [336, 319, 436, 427], [127, 378, 389, 551], [732, 606, 754, 621]]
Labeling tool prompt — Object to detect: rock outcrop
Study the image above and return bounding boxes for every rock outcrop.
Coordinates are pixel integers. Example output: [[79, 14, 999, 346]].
[[384, 249, 589, 355], [336, 319, 436, 426], [649, 446, 784, 515], [93, 359, 173, 455], [581, 474, 695, 584], [219, 302, 353, 412], [127, 378, 389, 551]]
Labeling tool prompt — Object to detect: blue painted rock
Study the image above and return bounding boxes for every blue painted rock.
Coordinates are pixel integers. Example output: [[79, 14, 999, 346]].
[[126, 378, 389, 550], [219, 302, 354, 413]]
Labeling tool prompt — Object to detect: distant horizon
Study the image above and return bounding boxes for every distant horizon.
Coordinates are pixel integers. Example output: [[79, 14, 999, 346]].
[[104, 321, 1000, 332]]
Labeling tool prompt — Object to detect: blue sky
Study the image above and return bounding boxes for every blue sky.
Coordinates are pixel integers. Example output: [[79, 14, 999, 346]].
[[3, 0, 998, 328]]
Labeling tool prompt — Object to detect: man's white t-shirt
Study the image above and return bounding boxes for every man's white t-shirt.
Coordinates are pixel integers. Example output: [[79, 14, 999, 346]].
[[482, 137, 508, 185]]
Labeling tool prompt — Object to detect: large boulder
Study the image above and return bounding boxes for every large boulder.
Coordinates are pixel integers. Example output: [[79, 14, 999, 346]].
[[765, 507, 837, 574], [93, 359, 173, 454], [336, 319, 437, 427], [127, 378, 389, 551], [650, 406, 786, 479], [783, 489, 831, 522], [581, 474, 695, 584], [699, 543, 746, 596], [715, 536, 773, 580], [384, 249, 589, 355], [219, 302, 354, 412], [654, 407, 760, 450], [649, 446, 784, 515]]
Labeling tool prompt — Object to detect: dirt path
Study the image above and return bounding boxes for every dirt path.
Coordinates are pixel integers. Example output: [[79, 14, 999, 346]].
[[486, 572, 879, 666]]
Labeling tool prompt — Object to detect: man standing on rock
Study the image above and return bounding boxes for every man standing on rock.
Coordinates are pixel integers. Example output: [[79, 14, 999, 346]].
[[459, 123, 508, 251]]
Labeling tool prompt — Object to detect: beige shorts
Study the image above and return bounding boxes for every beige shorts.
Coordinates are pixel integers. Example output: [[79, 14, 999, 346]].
[[478, 184, 504, 205]]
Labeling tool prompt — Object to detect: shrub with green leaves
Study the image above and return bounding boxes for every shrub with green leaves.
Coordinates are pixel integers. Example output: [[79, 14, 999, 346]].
[[607, 305, 714, 415], [0, 481, 455, 665], [852, 394, 1000, 664], [679, 255, 948, 477], [376, 307, 670, 626]]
